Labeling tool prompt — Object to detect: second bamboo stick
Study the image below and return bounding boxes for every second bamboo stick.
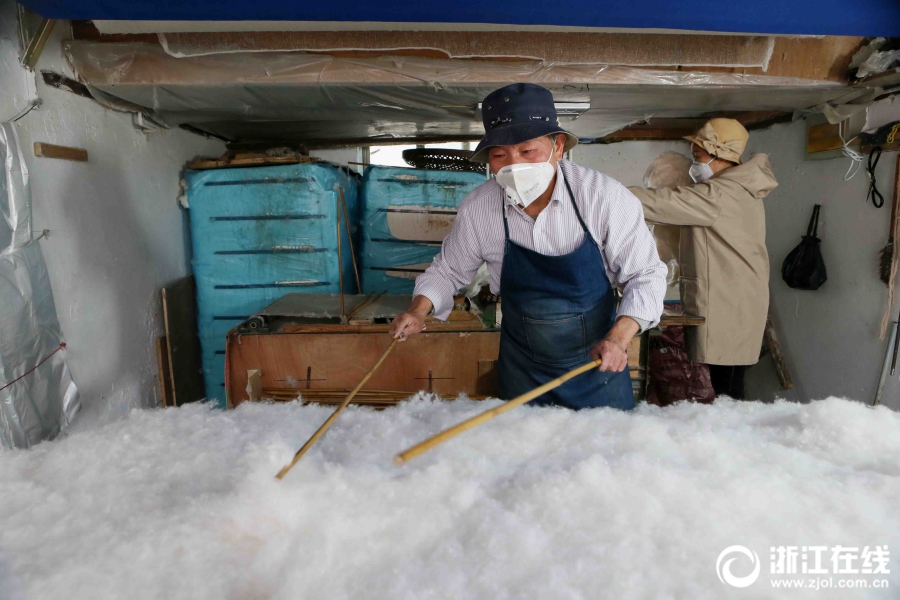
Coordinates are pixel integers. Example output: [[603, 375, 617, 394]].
[[394, 358, 603, 465]]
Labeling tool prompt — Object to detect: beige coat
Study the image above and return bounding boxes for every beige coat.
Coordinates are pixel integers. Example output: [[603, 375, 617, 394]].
[[629, 154, 778, 365]]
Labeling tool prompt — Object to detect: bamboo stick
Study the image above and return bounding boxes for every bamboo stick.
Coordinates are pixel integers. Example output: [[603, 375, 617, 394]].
[[344, 290, 386, 322], [394, 358, 602, 465], [276, 338, 398, 480], [339, 187, 363, 294]]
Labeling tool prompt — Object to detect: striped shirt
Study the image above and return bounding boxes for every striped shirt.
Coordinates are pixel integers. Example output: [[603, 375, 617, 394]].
[[414, 160, 667, 328]]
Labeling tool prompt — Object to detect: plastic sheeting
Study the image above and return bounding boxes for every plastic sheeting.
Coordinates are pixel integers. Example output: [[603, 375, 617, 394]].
[[0, 123, 80, 449], [156, 31, 776, 68], [359, 166, 484, 295], [185, 162, 359, 406], [643, 151, 691, 293], [63, 41, 849, 145]]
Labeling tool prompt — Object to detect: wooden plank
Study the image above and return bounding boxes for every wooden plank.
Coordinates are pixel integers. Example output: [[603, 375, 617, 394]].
[[153, 32, 863, 82], [862, 138, 900, 154], [659, 314, 705, 327], [282, 313, 486, 334], [602, 128, 696, 143], [732, 110, 793, 128], [227, 330, 501, 407], [161, 276, 206, 406], [156, 336, 173, 408], [807, 122, 845, 154], [763, 318, 793, 390], [188, 154, 316, 170], [601, 112, 792, 144], [279, 312, 699, 333], [33, 142, 88, 162]]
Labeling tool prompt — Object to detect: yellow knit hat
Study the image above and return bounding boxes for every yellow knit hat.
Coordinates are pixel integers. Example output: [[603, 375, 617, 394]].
[[684, 118, 749, 164]]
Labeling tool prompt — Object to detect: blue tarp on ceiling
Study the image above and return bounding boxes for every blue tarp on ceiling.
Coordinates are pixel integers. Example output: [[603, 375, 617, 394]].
[[16, 1, 900, 37]]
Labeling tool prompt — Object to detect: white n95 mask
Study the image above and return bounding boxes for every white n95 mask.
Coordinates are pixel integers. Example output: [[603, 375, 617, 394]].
[[494, 140, 557, 207], [689, 158, 715, 183]]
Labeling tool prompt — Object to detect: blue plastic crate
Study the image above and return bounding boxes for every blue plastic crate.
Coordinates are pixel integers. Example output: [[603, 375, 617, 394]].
[[359, 166, 485, 295], [186, 162, 359, 407]]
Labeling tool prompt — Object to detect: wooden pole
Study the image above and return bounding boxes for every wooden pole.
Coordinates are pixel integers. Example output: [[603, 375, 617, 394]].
[[339, 187, 363, 294], [394, 358, 602, 465], [763, 317, 793, 390], [276, 338, 398, 480]]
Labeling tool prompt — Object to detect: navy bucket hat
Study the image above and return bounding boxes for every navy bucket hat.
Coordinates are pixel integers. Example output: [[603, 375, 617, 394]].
[[470, 83, 578, 163]]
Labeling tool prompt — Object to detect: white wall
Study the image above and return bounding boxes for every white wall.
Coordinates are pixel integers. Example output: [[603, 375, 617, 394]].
[[572, 141, 688, 187], [574, 119, 900, 410], [744, 118, 899, 409], [1, 5, 225, 425]]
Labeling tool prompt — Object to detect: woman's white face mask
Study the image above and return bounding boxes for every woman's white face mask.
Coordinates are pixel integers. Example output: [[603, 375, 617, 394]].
[[494, 139, 557, 208], [689, 157, 716, 183]]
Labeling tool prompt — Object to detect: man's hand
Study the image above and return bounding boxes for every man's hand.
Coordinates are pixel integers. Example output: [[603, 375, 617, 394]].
[[389, 312, 426, 342], [589, 316, 640, 372], [389, 295, 433, 342]]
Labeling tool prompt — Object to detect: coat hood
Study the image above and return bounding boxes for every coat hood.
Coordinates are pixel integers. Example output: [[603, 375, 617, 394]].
[[714, 153, 778, 199]]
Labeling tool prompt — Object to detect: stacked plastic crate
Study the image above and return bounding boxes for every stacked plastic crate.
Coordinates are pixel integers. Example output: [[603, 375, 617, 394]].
[[359, 166, 485, 294], [185, 163, 358, 407]]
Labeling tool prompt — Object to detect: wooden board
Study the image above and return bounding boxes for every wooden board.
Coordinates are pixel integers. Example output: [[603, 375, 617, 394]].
[[188, 154, 316, 170], [281, 309, 486, 334], [763, 317, 793, 390], [145, 32, 863, 82], [658, 314, 706, 327], [33, 142, 88, 162], [226, 330, 501, 407], [807, 121, 845, 154], [161, 276, 206, 406], [156, 336, 173, 407]]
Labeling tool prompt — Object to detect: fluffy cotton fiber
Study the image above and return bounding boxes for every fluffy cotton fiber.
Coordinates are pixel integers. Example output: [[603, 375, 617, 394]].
[[1, 396, 898, 599]]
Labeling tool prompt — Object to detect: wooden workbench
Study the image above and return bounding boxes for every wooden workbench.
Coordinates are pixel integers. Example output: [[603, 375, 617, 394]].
[[224, 294, 703, 407]]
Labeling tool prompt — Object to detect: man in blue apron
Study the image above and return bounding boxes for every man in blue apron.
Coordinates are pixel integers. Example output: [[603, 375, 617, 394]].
[[390, 83, 667, 410]]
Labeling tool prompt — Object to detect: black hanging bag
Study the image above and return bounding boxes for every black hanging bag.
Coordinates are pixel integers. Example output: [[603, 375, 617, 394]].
[[782, 204, 827, 290]]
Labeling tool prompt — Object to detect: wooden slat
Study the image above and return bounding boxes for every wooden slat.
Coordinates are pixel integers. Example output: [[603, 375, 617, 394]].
[[282, 311, 486, 334], [602, 112, 793, 144], [602, 128, 696, 142], [161, 276, 205, 406], [763, 318, 793, 390], [156, 336, 173, 408], [188, 153, 315, 170], [659, 314, 706, 327], [33, 142, 88, 162]]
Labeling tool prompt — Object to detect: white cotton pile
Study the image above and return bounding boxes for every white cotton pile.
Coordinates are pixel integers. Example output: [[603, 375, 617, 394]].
[[1, 397, 899, 599]]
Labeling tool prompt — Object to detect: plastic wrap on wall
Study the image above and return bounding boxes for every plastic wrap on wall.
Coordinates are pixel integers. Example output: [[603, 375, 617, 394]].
[[185, 162, 359, 406], [0, 123, 80, 449], [359, 166, 484, 295], [643, 151, 692, 293], [62, 41, 849, 145]]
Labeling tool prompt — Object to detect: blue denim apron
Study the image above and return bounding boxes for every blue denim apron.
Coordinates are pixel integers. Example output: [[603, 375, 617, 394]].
[[497, 170, 635, 410]]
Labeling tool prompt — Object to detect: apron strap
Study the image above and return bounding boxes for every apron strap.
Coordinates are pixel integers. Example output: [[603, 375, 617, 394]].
[[561, 167, 590, 236], [500, 192, 511, 242]]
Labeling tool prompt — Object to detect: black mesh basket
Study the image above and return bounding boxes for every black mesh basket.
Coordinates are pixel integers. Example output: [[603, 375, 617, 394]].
[[402, 149, 487, 174]]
